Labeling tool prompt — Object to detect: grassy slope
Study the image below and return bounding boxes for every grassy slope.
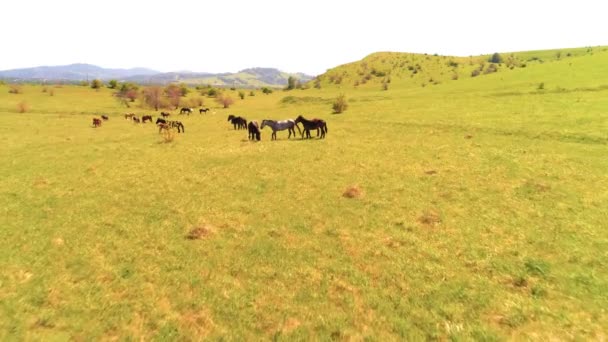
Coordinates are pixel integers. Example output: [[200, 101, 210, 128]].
[[0, 47, 607, 340]]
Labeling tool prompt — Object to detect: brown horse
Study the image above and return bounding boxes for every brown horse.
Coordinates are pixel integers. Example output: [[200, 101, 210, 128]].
[[101, 115, 109, 121], [142, 115, 153, 123], [124, 113, 135, 120], [160, 112, 171, 118], [248, 121, 261, 141], [227, 115, 247, 130], [92, 118, 102, 127], [294, 115, 327, 139]]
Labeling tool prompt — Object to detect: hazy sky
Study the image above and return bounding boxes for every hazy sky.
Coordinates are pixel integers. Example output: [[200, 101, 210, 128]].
[[1, 0, 606, 75]]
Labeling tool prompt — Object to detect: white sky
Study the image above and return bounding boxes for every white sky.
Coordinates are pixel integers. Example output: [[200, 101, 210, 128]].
[[1, 0, 606, 75]]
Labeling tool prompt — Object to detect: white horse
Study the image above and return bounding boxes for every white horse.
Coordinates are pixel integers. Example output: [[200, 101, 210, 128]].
[[260, 119, 301, 140]]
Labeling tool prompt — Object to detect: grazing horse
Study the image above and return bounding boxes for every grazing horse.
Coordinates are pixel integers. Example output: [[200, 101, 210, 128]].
[[92, 118, 102, 127], [156, 118, 185, 133], [124, 113, 135, 120], [101, 115, 109, 121], [161, 112, 171, 118], [133, 116, 140, 123], [294, 115, 327, 139], [142, 115, 153, 123], [227, 115, 247, 130], [180, 107, 193, 115], [199, 108, 210, 114], [248, 121, 261, 141], [260, 119, 301, 140]]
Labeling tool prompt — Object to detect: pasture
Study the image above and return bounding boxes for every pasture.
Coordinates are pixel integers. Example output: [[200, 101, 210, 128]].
[[0, 48, 607, 340]]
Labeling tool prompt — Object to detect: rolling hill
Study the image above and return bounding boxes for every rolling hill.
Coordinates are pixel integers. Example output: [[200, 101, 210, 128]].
[[0, 64, 314, 88]]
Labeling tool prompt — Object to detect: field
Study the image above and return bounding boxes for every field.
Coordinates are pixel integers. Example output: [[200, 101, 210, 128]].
[[1, 47, 607, 340]]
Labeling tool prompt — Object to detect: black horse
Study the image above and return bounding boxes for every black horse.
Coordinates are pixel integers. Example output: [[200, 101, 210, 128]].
[[294, 115, 327, 139], [156, 118, 185, 133], [248, 121, 261, 141], [160, 112, 171, 118], [227, 115, 247, 130], [101, 115, 109, 121], [199, 108, 210, 114], [180, 107, 193, 115]]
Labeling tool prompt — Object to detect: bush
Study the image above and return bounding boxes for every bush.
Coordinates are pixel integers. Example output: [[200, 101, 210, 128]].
[[471, 69, 481, 77], [107, 80, 118, 89], [249, 91, 255, 96], [332, 94, 348, 114], [91, 79, 103, 89], [8, 85, 22, 94], [216, 95, 234, 108], [207, 88, 218, 97], [538, 82, 545, 90], [489, 52, 503, 63], [17, 101, 29, 113], [261, 87, 273, 95], [238, 91, 245, 100]]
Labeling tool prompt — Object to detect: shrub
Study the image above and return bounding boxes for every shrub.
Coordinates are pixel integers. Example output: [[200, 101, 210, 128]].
[[471, 69, 481, 77], [91, 79, 103, 89], [489, 52, 503, 63], [261, 87, 273, 95], [17, 101, 29, 113], [382, 82, 389, 91], [216, 95, 234, 108], [107, 80, 118, 89], [249, 91, 255, 96], [238, 91, 245, 100], [484, 63, 498, 74], [207, 88, 218, 97], [538, 82, 545, 90], [332, 94, 348, 113], [8, 85, 22, 94]]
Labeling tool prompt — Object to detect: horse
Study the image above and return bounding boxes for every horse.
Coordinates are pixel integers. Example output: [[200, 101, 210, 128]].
[[294, 115, 327, 139], [92, 118, 102, 127], [180, 107, 193, 115], [199, 108, 210, 114], [124, 113, 135, 120], [161, 112, 171, 118], [101, 115, 109, 121], [248, 121, 261, 141], [227, 115, 247, 130], [260, 119, 301, 140], [133, 116, 140, 123], [156, 118, 185, 133], [142, 115, 153, 123]]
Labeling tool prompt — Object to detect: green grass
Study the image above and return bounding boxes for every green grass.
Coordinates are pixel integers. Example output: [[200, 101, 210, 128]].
[[1, 46, 607, 340]]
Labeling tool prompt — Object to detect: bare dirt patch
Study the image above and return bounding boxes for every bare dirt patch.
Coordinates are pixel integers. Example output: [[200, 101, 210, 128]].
[[186, 225, 214, 240], [418, 210, 442, 226]]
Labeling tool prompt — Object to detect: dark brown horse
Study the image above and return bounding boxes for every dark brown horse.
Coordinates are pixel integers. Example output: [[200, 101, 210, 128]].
[[248, 121, 261, 141], [92, 118, 102, 127], [124, 113, 135, 120], [294, 115, 327, 139], [199, 108, 210, 114], [160, 112, 171, 118], [101, 115, 109, 121], [227, 115, 247, 130], [142, 115, 153, 123]]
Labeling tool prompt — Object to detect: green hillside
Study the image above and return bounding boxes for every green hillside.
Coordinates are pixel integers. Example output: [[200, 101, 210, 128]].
[[0, 46, 606, 340]]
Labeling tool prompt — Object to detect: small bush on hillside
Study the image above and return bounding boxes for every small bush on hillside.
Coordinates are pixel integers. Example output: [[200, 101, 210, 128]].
[[489, 52, 503, 63], [538, 82, 545, 90], [108, 80, 118, 89], [91, 79, 103, 89], [484, 63, 498, 74], [471, 69, 481, 77], [249, 91, 255, 96], [207, 88, 218, 97], [261, 87, 273, 95], [332, 94, 348, 114], [238, 91, 245, 100]]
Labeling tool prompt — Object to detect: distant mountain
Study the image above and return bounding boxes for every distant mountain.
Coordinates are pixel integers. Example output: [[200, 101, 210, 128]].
[[0, 64, 314, 88], [0, 63, 159, 82], [126, 67, 314, 88]]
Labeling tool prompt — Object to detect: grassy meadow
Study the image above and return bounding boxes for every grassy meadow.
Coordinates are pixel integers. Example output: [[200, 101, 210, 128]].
[[0, 47, 607, 340]]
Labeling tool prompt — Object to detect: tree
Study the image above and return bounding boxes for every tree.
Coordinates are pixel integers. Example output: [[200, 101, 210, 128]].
[[286, 76, 298, 90], [142, 86, 164, 111], [261, 87, 273, 95], [107, 80, 118, 89], [114, 83, 139, 107], [165, 84, 182, 109], [489, 52, 503, 63], [91, 79, 103, 89], [238, 91, 245, 100]]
